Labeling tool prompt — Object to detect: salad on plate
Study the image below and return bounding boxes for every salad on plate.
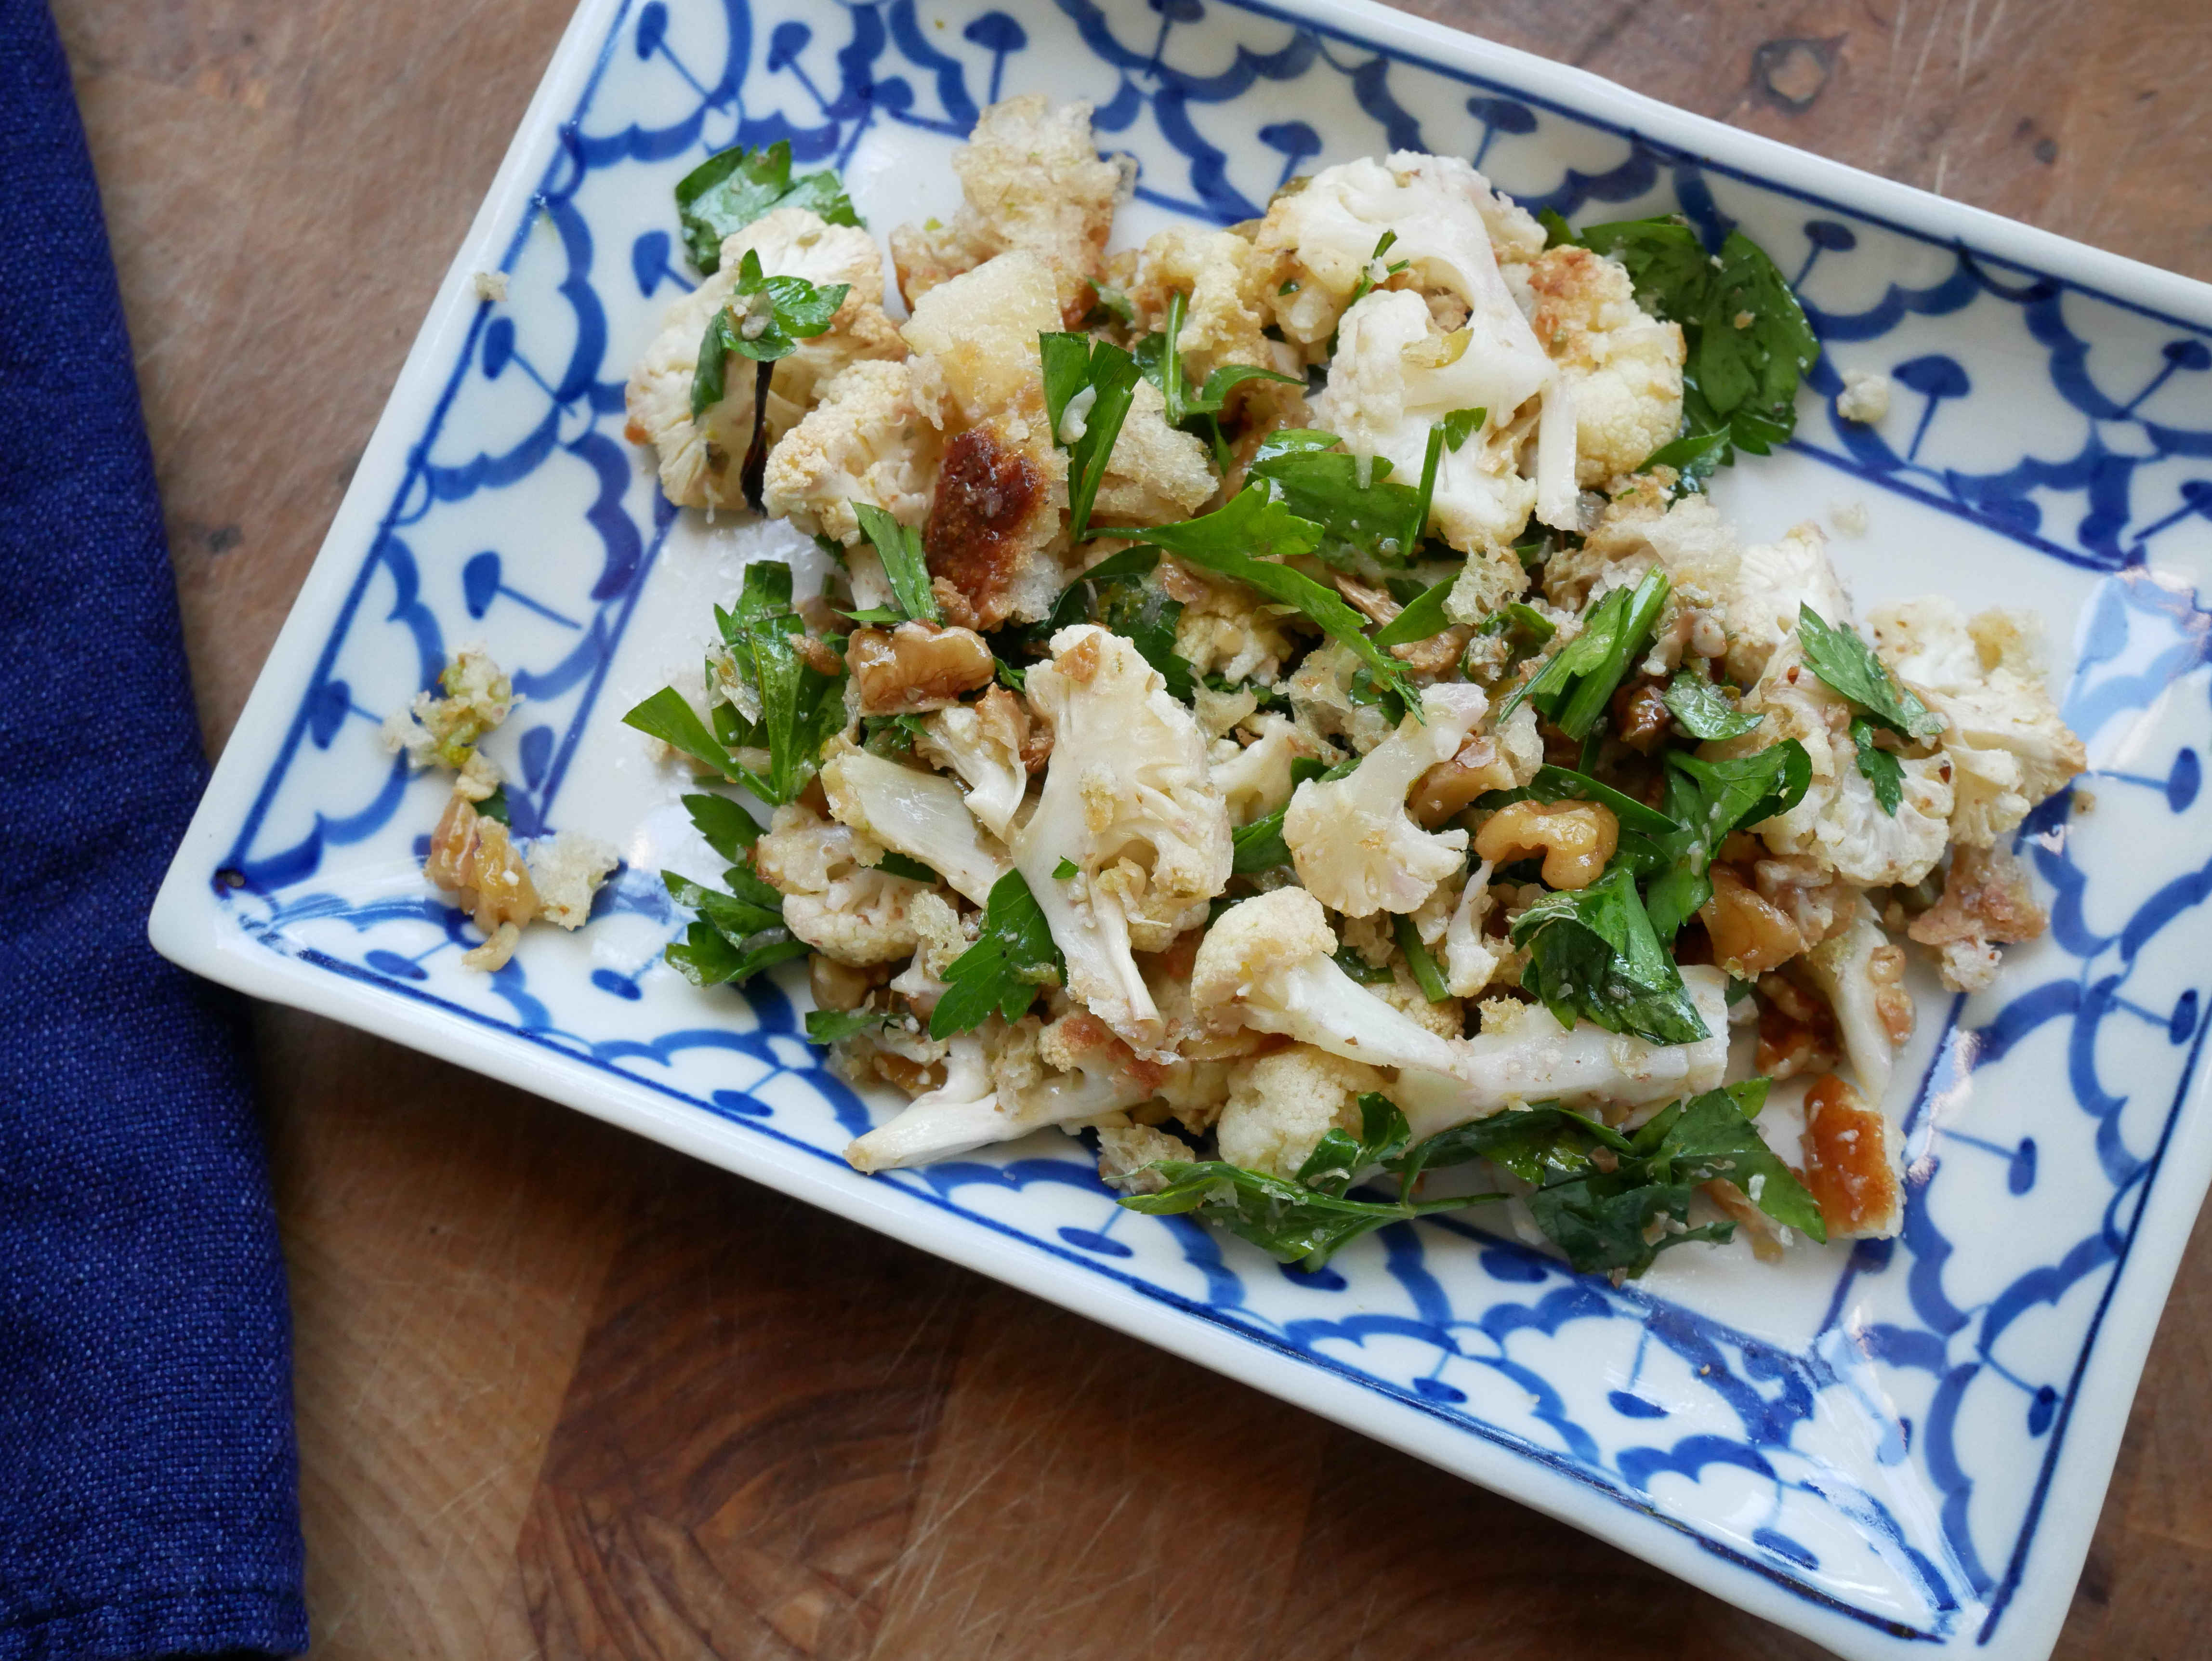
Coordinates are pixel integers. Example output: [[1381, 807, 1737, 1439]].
[[385, 96, 2086, 1284]]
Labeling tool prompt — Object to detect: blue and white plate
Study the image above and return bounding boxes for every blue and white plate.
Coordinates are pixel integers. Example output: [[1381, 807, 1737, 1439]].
[[149, 1, 2212, 1654]]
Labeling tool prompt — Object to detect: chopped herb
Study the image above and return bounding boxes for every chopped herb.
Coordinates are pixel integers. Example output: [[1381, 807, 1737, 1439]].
[[1440, 406, 1487, 453], [1039, 332, 1142, 543], [931, 869, 1066, 1039], [623, 685, 741, 782], [1388, 1083, 1824, 1277], [1392, 913, 1452, 1002], [690, 309, 739, 422], [1660, 670, 1763, 740], [661, 861, 804, 990], [1499, 566, 1669, 739], [804, 1006, 897, 1043], [682, 791, 763, 860], [1640, 741, 1813, 939], [1052, 856, 1080, 880], [1297, 1092, 1412, 1197], [1550, 212, 1818, 484], [1135, 487, 1422, 711], [1089, 281, 1137, 326], [1247, 432, 1422, 566], [860, 712, 930, 757], [1370, 573, 1456, 648], [1118, 1158, 1503, 1270], [1511, 865, 1710, 1045], [1402, 424, 1446, 562], [476, 785, 511, 826], [673, 140, 860, 275], [875, 851, 942, 884], [1798, 606, 1944, 739], [690, 250, 851, 510], [1100, 579, 1196, 701], [1332, 945, 1394, 985], [1328, 230, 1410, 353], [851, 502, 942, 624], [1853, 718, 1906, 815]]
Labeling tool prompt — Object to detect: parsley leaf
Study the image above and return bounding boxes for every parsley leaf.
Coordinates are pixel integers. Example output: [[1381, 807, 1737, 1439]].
[[1388, 1083, 1822, 1277], [674, 140, 859, 275], [1499, 566, 1669, 739], [625, 561, 843, 805], [660, 842, 806, 991], [804, 1006, 897, 1044], [692, 251, 851, 509], [1441, 407, 1487, 452], [691, 309, 739, 422], [1247, 433, 1422, 566], [1332, 946, 1393, 985], [1555, 214, 1818, 484], [1040, 332, 1142, 543], [931, 869, 1066, 1039], [1370, 573, 1455, 649], [1511, 865, 1710, 1044], [683, 791, 763, 860], [1052, 857, 1080, 880], [1639, 741, 1813, 939], [1118, 1157, 1499, 1270], [851, 502, 942, 623], [875, 851, 942, 884], [476, 785, 511, 826], [1100, 580, 1195, 701], [1136, 487, 1423, 712], [665, 920, 810, 987], [1798, 606, 1944, 739], [1660, 670, 1763, 739], [1297, 1092, 1412, 1197], [1853, 717, 1905, 815]]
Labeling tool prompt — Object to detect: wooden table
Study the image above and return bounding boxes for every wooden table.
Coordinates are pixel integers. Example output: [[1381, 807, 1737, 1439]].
[[61, 0, 2212, 1654]]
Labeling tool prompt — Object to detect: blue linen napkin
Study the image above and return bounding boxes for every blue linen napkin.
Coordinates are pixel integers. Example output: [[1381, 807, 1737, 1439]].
[[0, 5, 308, 1656]]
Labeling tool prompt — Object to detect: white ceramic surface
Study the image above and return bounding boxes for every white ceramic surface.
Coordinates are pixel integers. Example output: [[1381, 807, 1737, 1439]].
[[149, 1, 2212, 1655]]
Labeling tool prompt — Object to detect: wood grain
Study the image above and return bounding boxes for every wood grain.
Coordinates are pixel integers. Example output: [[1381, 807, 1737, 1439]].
[[56, 0, 2212, 1655]]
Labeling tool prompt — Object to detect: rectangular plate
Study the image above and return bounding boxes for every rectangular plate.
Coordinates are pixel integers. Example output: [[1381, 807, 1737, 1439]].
[[149, 1, 2212, 1655]]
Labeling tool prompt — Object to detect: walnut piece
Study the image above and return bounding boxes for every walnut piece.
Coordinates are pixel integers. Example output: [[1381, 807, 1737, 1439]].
[[1472, 799, 1619, 890], [846, 621, 997, 714], [1699, 864, 1805, 978]]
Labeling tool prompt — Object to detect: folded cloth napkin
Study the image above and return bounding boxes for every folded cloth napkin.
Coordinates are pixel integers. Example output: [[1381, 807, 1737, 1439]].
[[0, 6, 308, 1657]]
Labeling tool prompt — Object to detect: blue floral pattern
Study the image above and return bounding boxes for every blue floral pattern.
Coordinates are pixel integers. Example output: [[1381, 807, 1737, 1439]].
[[182, 0, 2212, 1652]]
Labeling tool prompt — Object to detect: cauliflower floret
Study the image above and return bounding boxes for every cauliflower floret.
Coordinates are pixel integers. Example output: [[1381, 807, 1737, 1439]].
[[1192, 889, 1726, 1142], [818, 739, 1012, 906], [1122, 224, 1302, 392], [1443, 858, 1500, 998], [1315, 290, 1543, 561], [383, 642, 514, 770], [762, 359, 942, 546], [890, 95, 1132, 329], [1211, 712, 1323, 827], [1168, 561, 1299, 686], [1389, 969, 1731, 1139], [1284, 683, 1489, 916], [1732, 633, 1953, 887], [1513, 243, 1685, 486], [1216, 1046, 1389, 1181], [753, 801, 930, 965], [1870, 597, 2086, 848], [624, 208, 902, 512], [844, 1009, 1160, 1172], [1723, 521, 1855, 686], [1013, 626, 1233, 1056], [1096, 1123, 1198, 1195], [1090, 377, 1217, 528], [887, 889, 975, 1015], [1542, 487, 1740, 617], [1802, 907, 1905, 1107], [914, 687, 1032, 839], [1268, 153, 1576, 533], [1287, 640, 1398, 755], [1192, 888, 1471, 1080], [524, 830, 620, 930]]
